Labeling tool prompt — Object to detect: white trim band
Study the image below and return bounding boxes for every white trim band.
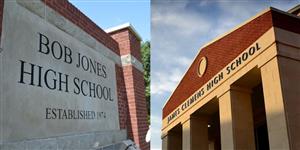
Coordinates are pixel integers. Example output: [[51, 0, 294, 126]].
[[121, 54, 144, 72]]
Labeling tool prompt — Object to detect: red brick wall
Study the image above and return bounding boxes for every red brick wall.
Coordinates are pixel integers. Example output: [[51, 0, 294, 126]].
[[0, 0, 4, 42], [115, 65, 129, 129], [129, 30, 142, 62], [123, 65, 149, 150], [110, 29, 142, 62], [41, 0, 119, 55], [163, 9, 300, 119]]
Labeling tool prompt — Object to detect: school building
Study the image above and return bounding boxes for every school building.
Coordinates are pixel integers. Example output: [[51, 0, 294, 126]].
[[162, 5, 300, 150]]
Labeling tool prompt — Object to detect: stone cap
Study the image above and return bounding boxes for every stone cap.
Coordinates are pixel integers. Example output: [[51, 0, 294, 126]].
[[105, 23, 142, 41]]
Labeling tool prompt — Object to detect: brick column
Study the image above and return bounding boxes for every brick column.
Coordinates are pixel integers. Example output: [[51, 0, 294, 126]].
[[108, 24, 149, 150]]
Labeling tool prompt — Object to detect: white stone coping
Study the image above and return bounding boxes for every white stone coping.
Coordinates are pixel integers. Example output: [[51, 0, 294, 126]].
[[105, 22, 142, 41], [121, 54, 144, 72]]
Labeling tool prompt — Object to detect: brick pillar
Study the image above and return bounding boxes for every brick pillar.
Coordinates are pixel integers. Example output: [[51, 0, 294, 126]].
[[108, 24, 149, 150]]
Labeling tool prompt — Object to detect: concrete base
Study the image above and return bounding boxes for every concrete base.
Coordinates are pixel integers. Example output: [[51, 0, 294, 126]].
[[0, 130, 126, 150]]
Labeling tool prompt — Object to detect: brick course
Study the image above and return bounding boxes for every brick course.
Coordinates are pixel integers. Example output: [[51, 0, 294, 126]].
[[115, 65, 129, 129], [110, 29, 142, 62], [163, 9, 300, 119]]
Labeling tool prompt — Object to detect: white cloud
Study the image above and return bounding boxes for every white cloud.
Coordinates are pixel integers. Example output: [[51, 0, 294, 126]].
[[151, 54, 193, 96], [151, 1, 202, 97], [151, 68, 184, 95], [151, 0, 213, 38], [151, 114, 163, 150], [151, 114, 162, 125], [152, 10, 211, 36], [213, 0, 299, 38], [151, 115, 162, 135], [157, 55, 193, 68]]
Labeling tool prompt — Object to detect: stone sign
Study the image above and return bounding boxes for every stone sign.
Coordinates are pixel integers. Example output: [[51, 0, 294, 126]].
[[0, 1, 119, 142]]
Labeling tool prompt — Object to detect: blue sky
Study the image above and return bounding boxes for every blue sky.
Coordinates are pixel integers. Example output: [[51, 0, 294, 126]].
[[151, 0, 299, 150], [70, 0, 150, 41]]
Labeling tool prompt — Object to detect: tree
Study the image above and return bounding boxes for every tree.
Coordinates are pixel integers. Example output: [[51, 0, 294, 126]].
[[141, 41, 150, 121]]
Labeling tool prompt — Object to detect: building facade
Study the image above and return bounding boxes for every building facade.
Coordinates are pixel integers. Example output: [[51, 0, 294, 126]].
[[0, 0, 149, 149], [162, 6, 300, 150]]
